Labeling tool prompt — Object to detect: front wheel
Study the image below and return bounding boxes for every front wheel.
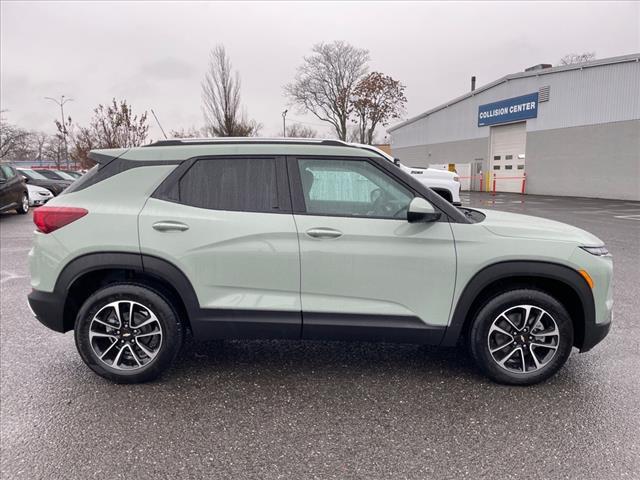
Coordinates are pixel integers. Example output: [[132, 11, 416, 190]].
[[16, 193, 29, 214], [469, 289, 573, 385], [74, 284, 183, 383]]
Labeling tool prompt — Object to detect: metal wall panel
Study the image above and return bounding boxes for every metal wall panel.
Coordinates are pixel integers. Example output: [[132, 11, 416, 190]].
[[390, 58, 640, 149]]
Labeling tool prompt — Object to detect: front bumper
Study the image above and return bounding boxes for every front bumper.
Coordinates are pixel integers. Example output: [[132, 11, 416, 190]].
[[580, 310, 612, 352], [28, 289, 67, 333]]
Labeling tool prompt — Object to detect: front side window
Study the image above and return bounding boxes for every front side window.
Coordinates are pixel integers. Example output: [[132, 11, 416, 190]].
[[297, 158, 413, 219], [179, 157, 279, 212]]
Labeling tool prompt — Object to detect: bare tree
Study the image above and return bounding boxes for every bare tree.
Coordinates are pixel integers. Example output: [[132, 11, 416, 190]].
[[558, 52, 596, 65], [285, 124, 318, 138], [201, 45, 261, 137], [285, 41, 369, 141], [350, 72, 406, 145], [0, 112, 30, 159], [60, 99, 149, 168], [169, 126, 204, 138]]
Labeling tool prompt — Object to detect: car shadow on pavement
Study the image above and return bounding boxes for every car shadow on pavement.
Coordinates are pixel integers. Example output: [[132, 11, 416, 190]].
[[171, 337, 480, 383]]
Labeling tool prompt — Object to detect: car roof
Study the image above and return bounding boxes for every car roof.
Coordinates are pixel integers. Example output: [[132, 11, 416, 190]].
[[90, 138, 388, 164]]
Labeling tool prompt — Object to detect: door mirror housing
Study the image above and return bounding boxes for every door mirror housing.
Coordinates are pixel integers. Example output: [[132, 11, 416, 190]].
[[407, 197, 441, 223], [22, 175, 29, 183]]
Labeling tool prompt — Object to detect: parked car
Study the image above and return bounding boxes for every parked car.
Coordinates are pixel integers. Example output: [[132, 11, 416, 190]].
[[27, 183, 53, 206], [0, 164, 29, 214], [17, 168, 70, 196], [28, 138, 612, 385], [34, 169, 80, 182], [354, 144, 461, 204], [60, 170, 82, 179]]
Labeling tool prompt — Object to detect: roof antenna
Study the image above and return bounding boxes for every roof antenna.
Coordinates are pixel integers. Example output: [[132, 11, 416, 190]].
[[151, 109, 168, 139]]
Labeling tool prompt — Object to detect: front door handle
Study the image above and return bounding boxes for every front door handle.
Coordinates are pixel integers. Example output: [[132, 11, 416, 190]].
[[152, 221, 189, 232], [306, 227, 343, 239]]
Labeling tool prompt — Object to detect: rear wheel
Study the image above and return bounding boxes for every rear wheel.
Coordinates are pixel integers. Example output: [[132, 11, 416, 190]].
[[469, 289, 573, 385], [74, 284, 183, 383], [16, 193, 29, 214]]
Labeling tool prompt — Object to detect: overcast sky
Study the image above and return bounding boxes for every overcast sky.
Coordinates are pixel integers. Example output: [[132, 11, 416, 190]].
[[1, 1, 638, 141]]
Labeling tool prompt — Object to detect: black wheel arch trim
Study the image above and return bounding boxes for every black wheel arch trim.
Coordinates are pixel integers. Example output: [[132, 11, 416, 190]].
[[442, 260, 599, 351]]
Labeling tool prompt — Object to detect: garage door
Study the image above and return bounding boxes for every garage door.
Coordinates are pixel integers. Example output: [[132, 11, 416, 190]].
[[489, 122, 526, 193]]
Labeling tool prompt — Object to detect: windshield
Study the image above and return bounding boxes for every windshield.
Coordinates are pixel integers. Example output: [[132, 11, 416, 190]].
[[19, 169, 48, 180], [53, 170, 76, 180]]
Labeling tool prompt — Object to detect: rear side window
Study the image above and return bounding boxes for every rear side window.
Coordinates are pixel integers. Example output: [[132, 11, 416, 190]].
[[178, 158, 279, 212]]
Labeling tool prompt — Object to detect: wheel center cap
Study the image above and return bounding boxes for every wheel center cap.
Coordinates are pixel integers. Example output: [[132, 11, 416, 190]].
[[519, 334, 527, 343]]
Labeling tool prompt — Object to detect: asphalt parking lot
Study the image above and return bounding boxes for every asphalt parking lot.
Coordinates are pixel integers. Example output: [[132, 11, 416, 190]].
[[1, 192, 639, 480]]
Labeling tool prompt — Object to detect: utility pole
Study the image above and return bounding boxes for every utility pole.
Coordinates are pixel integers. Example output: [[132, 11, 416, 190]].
[[282, 109, 288, 137], [45, 95, 73, 169]]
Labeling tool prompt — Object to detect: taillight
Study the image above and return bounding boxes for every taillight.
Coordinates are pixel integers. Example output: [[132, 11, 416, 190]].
[[33, 206, 88, 234]]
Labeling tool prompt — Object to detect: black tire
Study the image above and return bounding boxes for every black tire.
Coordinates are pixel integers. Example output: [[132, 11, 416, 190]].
[[74, 283, 183, 383], [16, 193, 29, 214], [469, 289, 573, 385]]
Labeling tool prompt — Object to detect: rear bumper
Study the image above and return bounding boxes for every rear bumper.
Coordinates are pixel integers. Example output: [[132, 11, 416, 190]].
[[27, 289, 67, 333]]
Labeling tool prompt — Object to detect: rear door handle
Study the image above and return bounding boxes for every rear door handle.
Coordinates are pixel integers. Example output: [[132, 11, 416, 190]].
[[152, 221, 189, 232], [306, 227, 343, 239]]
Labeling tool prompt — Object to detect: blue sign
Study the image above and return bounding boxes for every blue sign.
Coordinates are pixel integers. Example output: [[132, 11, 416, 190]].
[[478, 92, 539, 127]]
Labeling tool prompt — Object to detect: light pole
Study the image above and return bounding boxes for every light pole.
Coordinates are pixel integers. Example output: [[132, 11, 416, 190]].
[[45, 95, 73, 169], [282, 109, 288, 137]]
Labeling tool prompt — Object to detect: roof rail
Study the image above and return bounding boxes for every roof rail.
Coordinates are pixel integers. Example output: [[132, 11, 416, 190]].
[[144, 137, 352, 148]]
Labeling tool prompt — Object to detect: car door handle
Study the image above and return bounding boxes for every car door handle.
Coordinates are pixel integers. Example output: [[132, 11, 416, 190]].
[[152, 221, 189, 232], [306, 227, 343, 239]]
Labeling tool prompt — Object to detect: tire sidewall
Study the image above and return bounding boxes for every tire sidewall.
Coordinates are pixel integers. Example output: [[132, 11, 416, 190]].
[[75, 284, 182, 383], [16, 193, 29, 214], [470, 289, 574, 385]]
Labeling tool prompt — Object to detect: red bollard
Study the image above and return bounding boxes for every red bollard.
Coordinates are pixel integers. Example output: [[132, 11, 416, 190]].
[[521, 172, 527, 194], [492, 173, 496, 196]]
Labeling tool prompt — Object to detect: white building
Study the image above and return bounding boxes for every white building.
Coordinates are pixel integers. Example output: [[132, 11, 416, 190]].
[[388, 54, 640, 200]]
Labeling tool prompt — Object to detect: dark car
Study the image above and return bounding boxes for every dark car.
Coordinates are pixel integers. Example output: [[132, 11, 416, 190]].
[[17, 168, 70, 196], [0, 164, 29, 214], [60, 170, 82, 179], [34, 169, 78, 182]]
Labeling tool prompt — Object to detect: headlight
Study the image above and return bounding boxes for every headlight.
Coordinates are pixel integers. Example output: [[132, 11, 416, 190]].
[[580, 246, 610, 256]]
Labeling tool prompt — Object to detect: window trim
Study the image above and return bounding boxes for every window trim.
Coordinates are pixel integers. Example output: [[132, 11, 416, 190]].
[[152, 155, 292, 214], [286, 155, 445, 222]]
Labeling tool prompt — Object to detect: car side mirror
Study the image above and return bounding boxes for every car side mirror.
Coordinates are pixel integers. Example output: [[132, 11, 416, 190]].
[[407, 197, 441, 223], [22, 175, 29, 183]]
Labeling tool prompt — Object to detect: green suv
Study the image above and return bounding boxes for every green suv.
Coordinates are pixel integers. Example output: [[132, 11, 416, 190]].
[[27, 139, 613, 385]]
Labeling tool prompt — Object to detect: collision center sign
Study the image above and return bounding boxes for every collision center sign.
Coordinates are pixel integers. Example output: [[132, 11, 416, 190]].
[[478, 92, 539, 127]]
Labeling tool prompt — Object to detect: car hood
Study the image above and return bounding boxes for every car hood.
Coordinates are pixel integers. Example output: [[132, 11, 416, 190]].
[[476, 208, 604, 245], [401, 165, 455, 179]]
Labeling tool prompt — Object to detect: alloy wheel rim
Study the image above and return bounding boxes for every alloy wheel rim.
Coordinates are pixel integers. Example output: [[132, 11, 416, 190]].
[[89, 300, 163, 371], [487, 304, 560, 374], [22, 195, 29, 212]]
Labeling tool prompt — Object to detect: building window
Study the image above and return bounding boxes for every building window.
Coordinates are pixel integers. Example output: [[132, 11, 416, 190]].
[[493, 155, 501, 161], [493, 165, 501, 170], [517, 165, 525, 170], [505, 155, 513, 160], [505, 165, 513, 170]]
